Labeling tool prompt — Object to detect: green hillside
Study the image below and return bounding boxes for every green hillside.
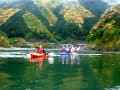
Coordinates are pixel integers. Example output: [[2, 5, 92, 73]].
[[0, 0, 109, 45], [0, 0, 57, 42], [60, 3, 95, 28], [52, 1, 97, 40], [39, 8, 58, 27], [0, 10, 29, 37], [0, 31, 9, 47], [0, 8, 20, 26], [87, 4, 120, 50], [23, 11, 56, 42]]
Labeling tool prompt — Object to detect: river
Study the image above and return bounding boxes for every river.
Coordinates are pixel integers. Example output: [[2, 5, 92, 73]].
[[0, 48, 120, 90]]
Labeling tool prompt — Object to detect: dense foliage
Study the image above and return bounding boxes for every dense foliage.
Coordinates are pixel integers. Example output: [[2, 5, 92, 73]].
[[0, 31, 9, 47], [87, 5, 120, 50], [23, 11, 56, 42]]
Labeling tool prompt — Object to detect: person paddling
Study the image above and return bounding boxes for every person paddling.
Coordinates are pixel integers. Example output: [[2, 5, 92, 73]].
[[36, 45, 46, 54], [74, 46, 80, 53], [74, 47, 78, 53], [68, 46, 72, 53], [60, 47, 67, 53]]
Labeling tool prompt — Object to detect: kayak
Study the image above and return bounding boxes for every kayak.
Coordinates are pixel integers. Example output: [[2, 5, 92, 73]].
[[60, 52, 78, 55], [60, 52, 68, 55], [30, 53, 50, 58]]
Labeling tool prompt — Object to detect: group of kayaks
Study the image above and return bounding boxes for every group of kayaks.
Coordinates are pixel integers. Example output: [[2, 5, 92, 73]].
[[27, 44, 80, 59], [27, 52, 78, 59]]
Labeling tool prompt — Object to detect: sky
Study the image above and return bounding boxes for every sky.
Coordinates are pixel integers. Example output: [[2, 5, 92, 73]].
[[103, 0, 120, 5], [0, 0, 6, 2], [60, 0, 120, 5], [0, 0, 120, 5]]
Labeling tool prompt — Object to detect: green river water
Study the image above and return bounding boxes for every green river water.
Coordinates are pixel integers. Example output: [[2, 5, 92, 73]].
[[0, 49, 120, 90]]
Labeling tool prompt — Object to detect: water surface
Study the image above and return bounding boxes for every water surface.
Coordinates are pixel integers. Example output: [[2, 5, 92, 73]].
[[0, 49, 120, 90]]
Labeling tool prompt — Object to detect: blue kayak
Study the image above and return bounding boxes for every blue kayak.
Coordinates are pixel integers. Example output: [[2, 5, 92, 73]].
[[60, 52, 77, 55], [60, 52, 68, 55]]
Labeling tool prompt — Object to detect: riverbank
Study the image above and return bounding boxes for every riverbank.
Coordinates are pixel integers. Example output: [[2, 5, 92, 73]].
[[87, 43, 120, 52], [1, 43, 120, 52]]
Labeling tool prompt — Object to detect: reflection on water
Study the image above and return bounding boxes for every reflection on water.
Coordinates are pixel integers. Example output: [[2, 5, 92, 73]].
[[29, 57, 55, 67], [89, 54, 120, 90], [30, 57, 45, 67], [29, 55, 80, 67], [60, 55, 80, 65], [0, 50, 120, 90], [48, 57, 54, 64]]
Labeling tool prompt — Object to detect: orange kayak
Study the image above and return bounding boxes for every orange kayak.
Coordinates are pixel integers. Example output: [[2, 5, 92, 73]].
[[30, 53, 50, 58]]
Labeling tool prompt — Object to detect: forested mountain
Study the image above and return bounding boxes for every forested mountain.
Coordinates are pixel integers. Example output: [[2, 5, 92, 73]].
[[77, 0, 109, 37], [87, 4, 120, 50], [0, 0, 109, 44]]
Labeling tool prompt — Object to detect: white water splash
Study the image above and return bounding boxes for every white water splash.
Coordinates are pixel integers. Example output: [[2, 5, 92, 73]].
[[0, 47, 35, 51], [0, 55, 25, 58], [0, 51, 26, 58], [78, 54, 103, 56]]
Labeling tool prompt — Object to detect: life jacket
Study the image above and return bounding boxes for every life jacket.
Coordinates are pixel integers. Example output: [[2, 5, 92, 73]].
[[68, 48, 71, 53], [62, 49, 65, 53], [74, 48, 78, 53], [36, 48, 44, 54]]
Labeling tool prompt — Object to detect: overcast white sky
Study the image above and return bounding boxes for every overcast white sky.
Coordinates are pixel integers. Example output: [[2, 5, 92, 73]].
[[103, 0, 120, 5], [0, 0, 120, 5]]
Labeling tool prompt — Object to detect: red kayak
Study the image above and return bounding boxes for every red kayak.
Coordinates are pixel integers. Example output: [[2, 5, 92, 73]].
[[30, 53, 50, 58]]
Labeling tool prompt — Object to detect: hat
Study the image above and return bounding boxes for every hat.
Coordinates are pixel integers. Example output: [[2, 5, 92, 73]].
[[39, 45, 43, 48]]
